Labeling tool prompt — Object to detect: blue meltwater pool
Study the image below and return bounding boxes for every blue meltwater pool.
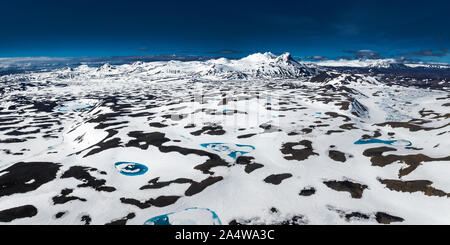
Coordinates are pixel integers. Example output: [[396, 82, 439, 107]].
[[144, 207, 222, 225], [354, 138, 412, 146], [200, 143, 255, 159], [114, 161, 148, 176]]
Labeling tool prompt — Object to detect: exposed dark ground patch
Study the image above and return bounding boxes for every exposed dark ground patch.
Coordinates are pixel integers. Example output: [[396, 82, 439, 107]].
[[310, 71, 340, 83], [125, 131, 170, 150], [32, 101, 58, 113], [81, 215, 92, 225], [54, 211, 67, 219], [61, 166, 116, 192], [161, 114, 188, 121], [120, 195, 181, 209], [376, 121, 450, 132], [328, 150, 346, 162], [52, 188, 87, 204], [140, 176, 223, 197], [229, 214, 307, 225], [299, 187, 316, 196], [344, 212, 370, 221], [363, 146, 450, 177], [361, 130, 382, 139], [378, 179, 449, 197], [326, 130, 345, 135], [236, 156, 264, 173], [259, 123, 282, 133], [105, 213, 136, 225], [324, 180, 368, 198], [276, 215, 308, 225], [264, 173, 293, 185], [0, 138, 28, 143], [329, 206, 404, 224], [140, 177, 193, 190], [237, 133, 256, 139], [0, 205, 38, 222], [185, 176, 223, 196], [0, 162, 60, 198], [244, 163, 264, 173], [149, 122, 168, 128], [325, 112, 351, 122], [281, 140, 319, 161], [5, 128, 41, 136], [362, 146, 397, 157], [190, 125, 226, 136], [94, 121, 129, 130], [375, 212, 404, 224], [301, 128, 313, 134]]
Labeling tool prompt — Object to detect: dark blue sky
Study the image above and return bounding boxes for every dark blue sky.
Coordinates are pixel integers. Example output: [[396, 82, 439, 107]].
[[1, 0, 449, 62]]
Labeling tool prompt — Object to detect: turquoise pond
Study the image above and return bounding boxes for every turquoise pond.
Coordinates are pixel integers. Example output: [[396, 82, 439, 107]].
[[200, 143, 255, 159], [57, 103, 92, 112], [354, 138, 412, 146], [144, 207, 222, 225], [114, 162, 148, 176]]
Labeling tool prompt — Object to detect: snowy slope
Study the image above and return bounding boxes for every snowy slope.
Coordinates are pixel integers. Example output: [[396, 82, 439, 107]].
[[0, 53, 449, 225]]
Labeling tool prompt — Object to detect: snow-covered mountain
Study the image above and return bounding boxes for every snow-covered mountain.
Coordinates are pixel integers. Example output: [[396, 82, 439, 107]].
[[0, 52, 315, 81], [143, 52, 315, 80], [404, 63, 450, 69], [2, 53, 449, 80], [313, 58, 405, 69], [313, 58, 450, 69], [228, 52, 315, 78]]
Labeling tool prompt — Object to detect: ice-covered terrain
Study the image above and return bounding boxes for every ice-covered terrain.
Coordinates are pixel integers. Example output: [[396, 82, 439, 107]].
[[0, 52, 449, 225], [313, 58, 450, 69]]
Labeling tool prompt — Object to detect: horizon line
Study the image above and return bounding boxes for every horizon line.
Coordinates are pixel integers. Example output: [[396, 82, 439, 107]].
[[0, 52, 449, 65]]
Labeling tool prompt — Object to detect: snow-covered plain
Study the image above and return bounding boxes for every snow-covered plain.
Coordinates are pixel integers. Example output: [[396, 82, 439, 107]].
[[0, 52, 449, 225]]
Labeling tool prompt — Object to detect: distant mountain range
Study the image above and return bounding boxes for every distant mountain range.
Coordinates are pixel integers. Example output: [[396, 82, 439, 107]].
[[312, 58, 450, 69], [1, 52, 449, 77]]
